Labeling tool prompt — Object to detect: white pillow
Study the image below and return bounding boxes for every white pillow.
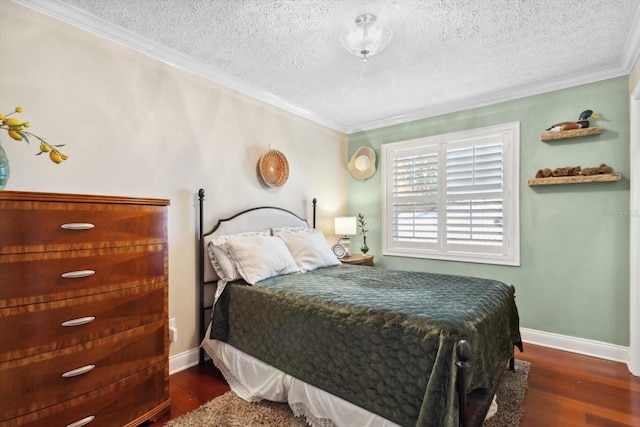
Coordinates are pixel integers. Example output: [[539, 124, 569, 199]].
[[273, 228, 340, 272], [207, 231, 270, 281], [271, 226, 310, 235], [225, 234, 300, 284]]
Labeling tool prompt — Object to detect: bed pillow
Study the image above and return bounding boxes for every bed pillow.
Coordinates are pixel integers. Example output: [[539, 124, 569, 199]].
[[270, 226, 310, 235], [273, 227, 341, 272], [225, 234, 300, 284], [207, 230, 270, 281]]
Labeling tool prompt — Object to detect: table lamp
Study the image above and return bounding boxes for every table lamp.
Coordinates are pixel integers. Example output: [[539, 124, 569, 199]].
[[334, 216, 357, 257]]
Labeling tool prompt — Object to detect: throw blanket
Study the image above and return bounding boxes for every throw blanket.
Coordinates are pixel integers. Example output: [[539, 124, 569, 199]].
[[210, 265, 522, 427]]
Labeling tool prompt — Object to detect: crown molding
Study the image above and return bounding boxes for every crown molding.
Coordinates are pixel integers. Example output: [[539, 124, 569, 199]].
[[347, 64, 632, 134], [621, 4, 640, 73], [13, 0, 640, 136], [12, 0, 350, 134]]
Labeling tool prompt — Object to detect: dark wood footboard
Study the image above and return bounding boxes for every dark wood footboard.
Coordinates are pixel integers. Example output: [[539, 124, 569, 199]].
[[457, 339, 520, 427], [457, 340, 472, 425], [462, 283, 525, 426]]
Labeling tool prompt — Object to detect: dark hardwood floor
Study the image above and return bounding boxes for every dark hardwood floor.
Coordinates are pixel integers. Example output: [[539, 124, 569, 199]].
[[148, 343, 640, 426], [518, 345, 640, 427]]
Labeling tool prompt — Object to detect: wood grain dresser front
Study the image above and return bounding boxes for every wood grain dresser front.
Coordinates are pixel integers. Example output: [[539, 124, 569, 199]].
[[0, 191, 170, 427]]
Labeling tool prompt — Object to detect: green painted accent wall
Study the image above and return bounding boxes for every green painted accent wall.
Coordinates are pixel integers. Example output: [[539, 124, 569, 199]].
[[347, 77, 630, 346]]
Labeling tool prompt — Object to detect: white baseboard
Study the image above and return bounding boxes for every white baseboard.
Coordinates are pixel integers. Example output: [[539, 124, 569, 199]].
[[520, 327, 629, 365], [168, 329, 632, 376], [169, 347, 201, 375]]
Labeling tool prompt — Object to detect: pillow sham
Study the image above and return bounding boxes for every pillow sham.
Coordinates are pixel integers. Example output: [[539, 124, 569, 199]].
[[207, 230, 270, 281], [271, 226, 310, 235], [225, 234, 300, 284], [273, 227, 340, 272]]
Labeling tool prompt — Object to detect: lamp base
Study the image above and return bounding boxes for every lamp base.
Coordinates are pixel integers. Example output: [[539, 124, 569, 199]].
[[338, 236, 351, 257]]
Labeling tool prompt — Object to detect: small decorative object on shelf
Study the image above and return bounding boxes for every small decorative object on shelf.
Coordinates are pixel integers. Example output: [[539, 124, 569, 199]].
[[528, 163, 621, 186], [545, 109, 600, 132], [535, 163, 612, 179], [357, 213, 369, 254], [541, 109, 603, 141]]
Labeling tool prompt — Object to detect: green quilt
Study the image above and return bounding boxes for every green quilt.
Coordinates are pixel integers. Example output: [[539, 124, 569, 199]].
[[210, 265, 522, 427]]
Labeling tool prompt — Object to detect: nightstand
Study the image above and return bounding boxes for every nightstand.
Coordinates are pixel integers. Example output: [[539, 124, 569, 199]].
[[339, 254, 374, 266]]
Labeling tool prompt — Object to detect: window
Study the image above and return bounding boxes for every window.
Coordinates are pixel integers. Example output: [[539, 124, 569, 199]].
[[381, 122, 520, 266]]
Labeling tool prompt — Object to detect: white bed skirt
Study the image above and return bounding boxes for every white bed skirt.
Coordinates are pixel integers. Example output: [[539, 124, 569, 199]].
[[201, 329, 401, 427]]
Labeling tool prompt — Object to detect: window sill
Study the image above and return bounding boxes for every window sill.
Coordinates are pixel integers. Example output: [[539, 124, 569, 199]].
[[383, 249, 520, 267]]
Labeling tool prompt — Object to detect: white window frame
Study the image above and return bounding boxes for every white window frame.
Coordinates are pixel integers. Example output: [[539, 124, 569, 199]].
[[381, 122, 520, 266]]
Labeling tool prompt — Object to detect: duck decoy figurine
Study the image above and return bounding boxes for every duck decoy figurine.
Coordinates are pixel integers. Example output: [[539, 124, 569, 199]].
[[545, 110, 601, 132]]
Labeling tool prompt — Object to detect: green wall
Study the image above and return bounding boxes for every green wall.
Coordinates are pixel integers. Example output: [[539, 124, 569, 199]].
[[347, 77, 630, 346]]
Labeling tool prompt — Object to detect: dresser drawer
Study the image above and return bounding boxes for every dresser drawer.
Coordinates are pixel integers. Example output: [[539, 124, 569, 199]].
[[0, 321, 166, 420], [0, 200, 166, 255], [0, 245, 166, 308], [0, 283, 166, 363], [1, 363, 169, 427]]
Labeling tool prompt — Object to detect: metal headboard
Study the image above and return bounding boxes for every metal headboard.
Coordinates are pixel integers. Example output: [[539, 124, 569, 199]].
[[197, 188, 316, 363]]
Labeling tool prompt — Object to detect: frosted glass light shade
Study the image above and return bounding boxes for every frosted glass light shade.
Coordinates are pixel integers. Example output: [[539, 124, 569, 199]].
[[335, 216, 357, 236], [340, 13, 392, 62]]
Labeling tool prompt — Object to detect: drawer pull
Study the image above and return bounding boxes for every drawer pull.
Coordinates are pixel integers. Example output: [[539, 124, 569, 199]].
[[66, 416, 95, 427], [62, 364, 95, 378], [61, 270, 96, 279], [61, 223, 95, 230], [61, 316, 96, 327]]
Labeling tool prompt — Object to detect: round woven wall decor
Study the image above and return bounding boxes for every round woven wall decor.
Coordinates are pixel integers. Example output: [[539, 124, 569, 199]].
[[258, 149, 289, 188]]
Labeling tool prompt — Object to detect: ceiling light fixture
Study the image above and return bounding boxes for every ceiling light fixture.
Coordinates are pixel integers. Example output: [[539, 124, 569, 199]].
[[340, 13, 392, 62]]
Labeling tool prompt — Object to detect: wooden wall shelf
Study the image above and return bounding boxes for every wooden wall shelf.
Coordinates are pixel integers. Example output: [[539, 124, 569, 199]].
[[528, 173, 621, 186], [540, 126, 604, 141]]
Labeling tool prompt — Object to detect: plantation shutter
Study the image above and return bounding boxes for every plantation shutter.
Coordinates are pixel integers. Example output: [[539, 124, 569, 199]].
[[445, 140, 504, 254], [382, 122, 519, 266], [391, 146, 439, 250]]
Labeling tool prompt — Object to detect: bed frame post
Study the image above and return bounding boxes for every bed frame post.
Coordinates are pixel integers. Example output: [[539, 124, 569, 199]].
[[510, 284, 522, 371], [456, 339, 471, 427], [198, 188, 206, 365], [312, 198, 317, 228]]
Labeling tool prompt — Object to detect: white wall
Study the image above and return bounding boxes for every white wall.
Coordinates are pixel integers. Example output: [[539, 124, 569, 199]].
[[0, 0, 348, 356]]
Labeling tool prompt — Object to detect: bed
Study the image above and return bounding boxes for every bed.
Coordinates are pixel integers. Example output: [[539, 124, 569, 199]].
[[197, 189, 522, 427]]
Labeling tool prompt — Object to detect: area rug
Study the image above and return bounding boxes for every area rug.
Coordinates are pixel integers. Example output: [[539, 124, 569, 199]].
[[165, 360, 530, 427]]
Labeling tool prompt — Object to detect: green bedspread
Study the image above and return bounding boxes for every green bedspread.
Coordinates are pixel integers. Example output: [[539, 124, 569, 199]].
[[210, 265, 522, 427]]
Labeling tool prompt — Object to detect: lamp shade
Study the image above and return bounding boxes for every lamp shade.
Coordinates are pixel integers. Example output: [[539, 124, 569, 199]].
[[335, 216, 357, 236]]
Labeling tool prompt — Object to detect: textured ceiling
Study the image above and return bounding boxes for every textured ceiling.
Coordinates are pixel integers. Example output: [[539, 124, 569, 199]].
[[16, 0, 640, 133]]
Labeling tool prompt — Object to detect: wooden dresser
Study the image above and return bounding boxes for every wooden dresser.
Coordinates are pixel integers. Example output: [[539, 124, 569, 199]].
[[0, 191, 170, 427]]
